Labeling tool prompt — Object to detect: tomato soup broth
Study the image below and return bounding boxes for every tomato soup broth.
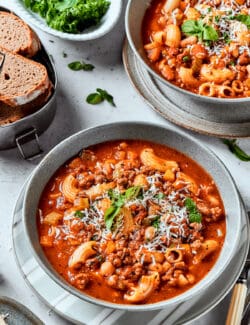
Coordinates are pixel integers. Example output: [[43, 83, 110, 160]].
[[38, 140, 225, 304]]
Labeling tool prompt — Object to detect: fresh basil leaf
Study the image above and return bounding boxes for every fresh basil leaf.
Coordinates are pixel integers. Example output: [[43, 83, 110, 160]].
[[104, 205, 121, 230], [86, 93, 103, 105], [223, 139, 250, 161], [185, 198, 202, 223], [181, 20, 198, 35], [234, 14, 250, 28], [97, 88, 116, 107], [125, 186, 141, 200], [203, 25, 219, 41], [181, 19, 218, 42], [68, 61, 84, 71], [74, 210, 84, 218]]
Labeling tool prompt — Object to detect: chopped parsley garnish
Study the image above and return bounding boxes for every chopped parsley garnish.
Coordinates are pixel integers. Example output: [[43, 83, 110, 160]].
[[63, 52, 67, 58], [68, 61, 95, 71], [182, 56, 190, 63], [74, 210, 84, 218], [185, 198, 202, 223], [86, 88, 116, 106], [222, 32, 231, 44], [24, 0, 110, 34], [181, 20, 219, 42], [151, 215, 161, 229], [155, 192, 166, 200], [223, 139, 250, 161], [215, 16, 220, 23], [104, 186, 142, 230]]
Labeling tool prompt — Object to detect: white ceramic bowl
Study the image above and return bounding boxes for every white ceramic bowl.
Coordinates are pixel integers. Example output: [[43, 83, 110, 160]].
[[23, 122, 242, 311], [13, 0, 123, 41]]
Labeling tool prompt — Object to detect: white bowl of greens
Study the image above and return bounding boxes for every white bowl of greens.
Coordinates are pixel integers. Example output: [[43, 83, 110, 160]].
[[13, 0, 123, 40]]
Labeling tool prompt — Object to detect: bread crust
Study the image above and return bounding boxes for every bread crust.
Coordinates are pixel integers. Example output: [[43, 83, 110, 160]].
[[0, 82, 53, 125], [0, 46, 50, 107]]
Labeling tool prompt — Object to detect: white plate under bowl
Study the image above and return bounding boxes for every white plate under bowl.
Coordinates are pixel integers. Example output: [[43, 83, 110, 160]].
[[12, 181, 249, 324], [13, 0, 123, 41]]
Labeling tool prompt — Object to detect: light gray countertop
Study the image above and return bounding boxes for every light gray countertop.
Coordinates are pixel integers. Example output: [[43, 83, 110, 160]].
[[0, 1, 249, 324]]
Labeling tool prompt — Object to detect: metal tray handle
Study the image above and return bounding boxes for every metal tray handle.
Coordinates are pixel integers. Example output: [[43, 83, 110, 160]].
[[15, 128, 43, 160]]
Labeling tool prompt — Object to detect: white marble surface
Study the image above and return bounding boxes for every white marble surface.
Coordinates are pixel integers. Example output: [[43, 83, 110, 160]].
[[0, 1, 249, 324]]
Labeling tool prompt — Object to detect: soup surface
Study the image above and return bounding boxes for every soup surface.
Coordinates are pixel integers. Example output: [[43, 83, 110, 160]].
[[142, 0, 250, 98], [38, 140, 225, 304]]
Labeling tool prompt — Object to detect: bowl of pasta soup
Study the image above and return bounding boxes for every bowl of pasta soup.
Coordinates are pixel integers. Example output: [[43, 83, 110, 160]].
[[125, 0, 250, 122], [23, 122, 241, 310]]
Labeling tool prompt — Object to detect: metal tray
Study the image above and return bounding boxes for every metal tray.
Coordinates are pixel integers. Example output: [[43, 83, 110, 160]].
[[0, 6, 57, 158]]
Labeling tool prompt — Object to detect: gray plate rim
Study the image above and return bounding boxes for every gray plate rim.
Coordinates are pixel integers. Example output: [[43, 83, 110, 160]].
[[122, 39, 250, 139]]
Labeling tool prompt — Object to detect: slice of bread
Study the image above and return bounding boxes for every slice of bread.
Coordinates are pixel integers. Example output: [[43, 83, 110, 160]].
[[0, 46, 50, 107], [0, 83, 53, 125], [0, 11, 40, 57]]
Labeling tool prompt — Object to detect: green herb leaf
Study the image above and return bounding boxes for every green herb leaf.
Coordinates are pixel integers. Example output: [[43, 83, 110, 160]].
[[125, 186, 141, 201], [181, 19, 218, 42], [97, 88, 116, 107], [63, 52, 67, 58], [68, 61, 84, 71], [234, 14, 250, 28], [185, 198, 202, 223], [24, 0, 110, 34], [104, 205, 121, 230], [86, 93, 103, 105], [68, 61, 95, 71], [215, 16, 220, 23], [155, 193, 166, 200], [86, 88, 115, 106], [104, 186, 142, 230], [74, 210, 84, 218], [82, 63, 95, 71], [203, 25, 219, 41], [151, 216, 161, 229], [55, 0, 78, 11], [182, 56, 190, 63], [223, 139, 250, 161]]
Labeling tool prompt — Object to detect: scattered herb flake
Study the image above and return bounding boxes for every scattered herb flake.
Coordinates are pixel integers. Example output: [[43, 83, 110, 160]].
[[63, 52, 68, 58], [182, 56, 190, 62], [151, 216, 161, 229], [68, 60, 95, 71], [155, 193, 166, 200], [74, 210, 84, 218]]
